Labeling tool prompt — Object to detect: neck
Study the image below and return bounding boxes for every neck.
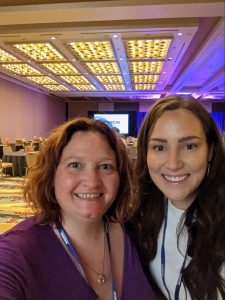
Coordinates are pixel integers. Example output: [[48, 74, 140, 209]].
[[169, 199, 194, 211], [60, 214, 105, 245]]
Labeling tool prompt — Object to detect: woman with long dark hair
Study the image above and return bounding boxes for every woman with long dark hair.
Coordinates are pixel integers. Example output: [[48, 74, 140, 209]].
[[130, 96, 225, 299]]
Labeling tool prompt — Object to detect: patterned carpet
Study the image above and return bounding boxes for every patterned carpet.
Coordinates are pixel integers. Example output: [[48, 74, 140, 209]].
[[0, 176, 33, 233]]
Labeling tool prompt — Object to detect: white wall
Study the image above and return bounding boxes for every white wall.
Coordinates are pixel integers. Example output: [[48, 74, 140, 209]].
[[0, 78, 66, 142]]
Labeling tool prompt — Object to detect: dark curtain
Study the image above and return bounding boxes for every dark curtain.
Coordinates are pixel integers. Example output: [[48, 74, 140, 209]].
[[136, 112, 147, 135]]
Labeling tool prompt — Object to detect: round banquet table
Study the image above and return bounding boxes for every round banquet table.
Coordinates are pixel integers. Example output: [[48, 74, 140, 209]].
[[2, 151, 27, 176]]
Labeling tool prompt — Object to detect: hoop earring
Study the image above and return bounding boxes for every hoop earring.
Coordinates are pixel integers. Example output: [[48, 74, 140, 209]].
[[207, 162, 211, 176]]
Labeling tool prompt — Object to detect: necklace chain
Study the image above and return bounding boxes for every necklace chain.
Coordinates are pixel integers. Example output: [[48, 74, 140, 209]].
[[80, 228, 107, 284], [56, 218, 119, 299]]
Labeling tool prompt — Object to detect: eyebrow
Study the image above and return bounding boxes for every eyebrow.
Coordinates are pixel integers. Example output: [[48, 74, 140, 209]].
[[149, 136, 202, 143]]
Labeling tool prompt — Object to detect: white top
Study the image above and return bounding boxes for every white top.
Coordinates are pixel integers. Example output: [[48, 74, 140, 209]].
[[149, 200, 224, 300]]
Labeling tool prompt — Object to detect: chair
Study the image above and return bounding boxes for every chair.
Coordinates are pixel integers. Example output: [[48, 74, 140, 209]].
[[31, 142, 40, 151], [127, 146, 137, 167], [0, 159, 15, 177], [15, 139, 23, 144], [3, 145, 13, 154], [25, 145, 34, 152], [8, 143, 16, 152], [25, 152, 38, 175]]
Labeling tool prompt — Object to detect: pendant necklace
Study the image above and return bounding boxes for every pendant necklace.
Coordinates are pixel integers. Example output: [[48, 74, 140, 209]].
[[56, 218, 107, 285], [79, 229, 107, 284], [56, 218, 119, 300]]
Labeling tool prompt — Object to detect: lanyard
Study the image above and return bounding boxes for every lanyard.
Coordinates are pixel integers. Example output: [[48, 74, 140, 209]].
[[161, 201, 189, 300], [56, 218, 118, 300]]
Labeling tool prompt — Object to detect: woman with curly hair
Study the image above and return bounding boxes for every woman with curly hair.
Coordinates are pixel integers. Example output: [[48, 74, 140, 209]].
[[129, 96, 225, 299], [0, 117, 159, 300]]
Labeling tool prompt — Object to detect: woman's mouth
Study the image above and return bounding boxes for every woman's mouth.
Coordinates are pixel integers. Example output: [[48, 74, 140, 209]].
[[163, 174, 189, 182], [75, 193, 102, 199]]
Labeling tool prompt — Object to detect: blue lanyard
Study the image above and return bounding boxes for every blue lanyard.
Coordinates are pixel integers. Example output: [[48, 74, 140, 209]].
[[161, 201, 189, 300], [56, 218, 118, 300]]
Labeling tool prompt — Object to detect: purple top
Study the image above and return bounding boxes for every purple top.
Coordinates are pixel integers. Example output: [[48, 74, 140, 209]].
[[0, 217, 159, 300]]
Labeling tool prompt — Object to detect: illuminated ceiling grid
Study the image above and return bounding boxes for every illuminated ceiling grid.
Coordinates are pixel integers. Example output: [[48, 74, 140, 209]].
[[68, 41, 115, 61], [41, 63, 80, 75], [85, 62, 121, 75], [73, 84, 97, 91], [0, 36, 172, 92], [11, 42, 66, 61], [129, 61, 164, 74], [134, 84, 156, 90], [0, 49, 21, 62], [96, 75, 123, 84], [61, 75, 90, 84], [26, 76, 59, 85], [43, 84, 69, 91], [132, 75, 159, 84], [104, 84, 125, 91], [125, 39, 171, 59], [0, 63, 43, 76]]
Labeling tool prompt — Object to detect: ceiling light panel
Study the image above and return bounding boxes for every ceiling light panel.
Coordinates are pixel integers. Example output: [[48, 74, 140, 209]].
[[41, 63, 80, 75], [134, 84, 156, 90], [73, 84, 97, 91], [0, 63, 43, 75], [68, 41, 115, 61], [61, 76, 90, 84], [26, 76, 59, 85], [125, 39, 172, 59], [96, 75, 123, 84], [132, 75, 159, 83], [103, 84, 125, 91], [9, 43, 66, 61], [0, 49, 21, 62], [43, 84, 69, 91], [129, 61, 163, 74], [86, 62, 121, 75]]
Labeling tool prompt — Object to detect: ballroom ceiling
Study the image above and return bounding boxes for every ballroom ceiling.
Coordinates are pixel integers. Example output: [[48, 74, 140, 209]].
[[0, 0, 224, 103]]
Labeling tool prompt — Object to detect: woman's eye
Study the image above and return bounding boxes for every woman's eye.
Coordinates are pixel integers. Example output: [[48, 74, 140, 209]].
[[185, 144, 197, 150], [152, 145, 164, 151], [99, 163, 115, 171], [69, 162, 81, 168]]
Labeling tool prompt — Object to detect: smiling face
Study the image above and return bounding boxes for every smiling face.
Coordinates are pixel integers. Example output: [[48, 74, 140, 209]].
[[147, 108, 210, 210], [54, 130, 120, 223]]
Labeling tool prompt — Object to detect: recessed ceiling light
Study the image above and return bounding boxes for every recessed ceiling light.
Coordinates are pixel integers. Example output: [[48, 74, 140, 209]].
[[113, 34, 118, 38], [152, 94, 161, 99], [178, 33, 182, 36], [176, 92, 191, 95], [51, 37, 56, 40]]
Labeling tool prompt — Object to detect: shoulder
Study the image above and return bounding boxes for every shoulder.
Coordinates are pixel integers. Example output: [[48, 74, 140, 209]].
[[2, 216, 36, 233], [0, 217, 52, 256]]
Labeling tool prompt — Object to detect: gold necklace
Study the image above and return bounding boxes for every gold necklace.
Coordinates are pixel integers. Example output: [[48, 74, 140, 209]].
[[80, 227, 107, 284]]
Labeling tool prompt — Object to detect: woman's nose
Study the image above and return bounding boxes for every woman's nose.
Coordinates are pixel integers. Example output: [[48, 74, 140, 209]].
[[165, 150, 183, 170], [82, 168, 101, 187]]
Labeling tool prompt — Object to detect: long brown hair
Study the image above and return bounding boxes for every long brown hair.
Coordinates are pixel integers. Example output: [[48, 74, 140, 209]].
[[132, 96, 225, 299], [24, 117, 136, 224]]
